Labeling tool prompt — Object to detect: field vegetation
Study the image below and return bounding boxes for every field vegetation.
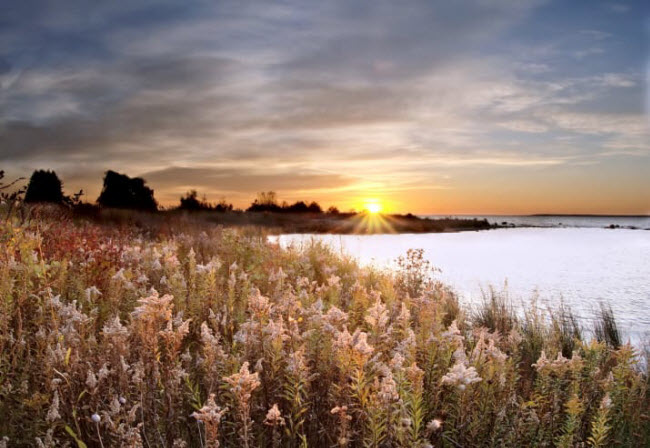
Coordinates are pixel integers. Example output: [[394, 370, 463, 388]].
[[0, 205, 647, 447]]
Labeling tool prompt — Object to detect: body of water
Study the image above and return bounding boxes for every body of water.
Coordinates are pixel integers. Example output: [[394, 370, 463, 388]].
[[272, 227, 650, 343], [422, 215, 650, 229]]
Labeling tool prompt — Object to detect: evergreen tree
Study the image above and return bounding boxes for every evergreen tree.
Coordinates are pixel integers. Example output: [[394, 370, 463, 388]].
[[24, 170, 64, 204]]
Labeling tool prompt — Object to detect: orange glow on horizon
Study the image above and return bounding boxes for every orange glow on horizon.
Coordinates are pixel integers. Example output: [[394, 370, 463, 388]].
[[365, 202, 382, 214], [360, 198, 383, 214]]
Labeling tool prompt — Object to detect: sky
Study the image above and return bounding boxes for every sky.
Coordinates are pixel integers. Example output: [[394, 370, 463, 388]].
[[1, 0, 648, 214]]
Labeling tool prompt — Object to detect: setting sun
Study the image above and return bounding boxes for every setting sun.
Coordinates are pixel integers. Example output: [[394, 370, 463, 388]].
[[365, 202, 382, 214]]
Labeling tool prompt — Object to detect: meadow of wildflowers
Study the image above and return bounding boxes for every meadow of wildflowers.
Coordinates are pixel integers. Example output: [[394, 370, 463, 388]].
[[0, 208, 647, 447]]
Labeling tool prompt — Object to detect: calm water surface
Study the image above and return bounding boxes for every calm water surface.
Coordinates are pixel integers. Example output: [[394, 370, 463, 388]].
[[422, 215, 650, 229], [272, 228, 650, 342]]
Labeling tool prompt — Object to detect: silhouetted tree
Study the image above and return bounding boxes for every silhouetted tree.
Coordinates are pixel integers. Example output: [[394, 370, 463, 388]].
[[24, 170, 64, 204], [247, 191, 282, 212], [247, 192, 324, 213], [177, 190, 233, 212], [307, 201, 322, 213], [213, 199, 234, 212], [326, 206, 340, 214], [97, 170, 157, 210], [286, 201, 309, 213], [284, 200, 322, 213], [179, 190, 208, 210], [257, 191, 278, 206]]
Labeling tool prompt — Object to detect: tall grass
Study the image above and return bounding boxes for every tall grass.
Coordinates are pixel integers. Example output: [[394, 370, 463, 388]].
[[0, 208, 647, 447], [594, 303, 621, 349]]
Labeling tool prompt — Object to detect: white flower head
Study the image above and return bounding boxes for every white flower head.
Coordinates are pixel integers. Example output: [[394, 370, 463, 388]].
[[426, 418, 443, 433], [441, 361, 482, 388]]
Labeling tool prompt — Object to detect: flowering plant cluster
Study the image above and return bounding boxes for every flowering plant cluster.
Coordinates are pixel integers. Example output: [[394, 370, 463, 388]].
[[0, 210, 647, 447]]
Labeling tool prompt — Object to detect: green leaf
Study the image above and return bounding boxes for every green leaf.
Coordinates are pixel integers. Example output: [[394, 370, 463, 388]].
[[64, 425, 88, 448]]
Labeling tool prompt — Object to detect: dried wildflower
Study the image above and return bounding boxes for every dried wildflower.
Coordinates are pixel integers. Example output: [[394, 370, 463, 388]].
[[532, 350, 549, 370], [112, 268, 127, 282], [200, 322, 225, 366], [86, 369, 98, 389], [224, 362, 260, 448], [331, 405, 350, 417], [405, 362, 425, 393], [390, 352, 405, 369], [248, 289, 272, 316], [365, 295, 388, 329], [552, 351, 569, 367], [472, 331, 508, 363], [327, 274, 341, 288], [325, 305, 349, 329], [533, 350, 570, 372], [485, 339, 507, 362], [234, 320, 261, 345], [159, 316, 192, 359], [96, 364, 109, 383], [109, 396, 121, 415], [255, 358, 264, 372], [192, 393, 227, 448], [441, 361, 482, 388], [131, 290, 174, 323], [135, 273, 149, 284], [395, 328, 416, 356], [286, 348, 309, 378], [351, 330, 374, 357], [84, 285, 102, 301], [426, 418, 443, 433], [397, 302, 411, 325], [331, 406, 352, 447], [224, 362, 260, 398], [46, 390, 61, 422], [263, 316, 289, 343], [442, 320, 464, 345], [377, 371, 399, 403], [264, 404, 285, 426], [269, 267, 288, 283], [600, 393, 612, 409], [333, 326, 353, 350], [152, 259, 162, 271], [507, 328, 522, 346], [197, 260, 220, 274]]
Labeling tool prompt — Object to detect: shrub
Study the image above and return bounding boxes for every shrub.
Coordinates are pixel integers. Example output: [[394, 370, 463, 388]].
[[97, 170, 157, 210]]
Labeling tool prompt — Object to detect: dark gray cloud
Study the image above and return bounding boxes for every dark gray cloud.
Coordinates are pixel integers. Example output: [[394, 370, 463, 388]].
[[142, 166, 355, 192]]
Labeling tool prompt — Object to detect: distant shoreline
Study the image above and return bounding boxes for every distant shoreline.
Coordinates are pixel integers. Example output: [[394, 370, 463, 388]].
[[78, 207, 496, 234], [421, 213, 650, 218], [13, 204, 650, 234]]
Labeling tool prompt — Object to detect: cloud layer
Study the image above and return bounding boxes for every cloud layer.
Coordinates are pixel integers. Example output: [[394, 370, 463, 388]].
[[1, 0, 648, 213]]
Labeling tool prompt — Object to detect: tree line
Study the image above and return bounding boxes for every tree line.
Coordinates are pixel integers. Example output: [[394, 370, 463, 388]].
[[5, 169, 339, 214]]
